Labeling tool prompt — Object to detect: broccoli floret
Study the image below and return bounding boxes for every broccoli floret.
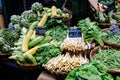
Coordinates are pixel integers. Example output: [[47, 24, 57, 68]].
[[20, 18, 30, 28], [31, 2, 43, 17], [21, 10, 37, 22], [10, 15, 21, 24]]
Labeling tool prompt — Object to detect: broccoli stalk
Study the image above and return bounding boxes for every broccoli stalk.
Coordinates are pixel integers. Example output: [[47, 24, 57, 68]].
[[31, 2, 43, 17]]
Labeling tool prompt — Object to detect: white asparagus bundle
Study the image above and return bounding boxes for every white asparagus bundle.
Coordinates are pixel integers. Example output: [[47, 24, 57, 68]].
[[61, 35, 91, 53], [43, 52, 89, 74]]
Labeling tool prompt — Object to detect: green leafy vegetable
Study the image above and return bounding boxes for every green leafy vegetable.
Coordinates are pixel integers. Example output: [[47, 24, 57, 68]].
[[65, 61, 114, 80], [77, 18, 104, 46], [93, 48, 120, 70]]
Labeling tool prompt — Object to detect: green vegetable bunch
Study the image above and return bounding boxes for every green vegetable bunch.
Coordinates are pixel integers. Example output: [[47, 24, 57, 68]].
[[0, 29, 20, 52], [35, 44, 61, 68], [102, 30, 120, 43], [45, 19, 68, 42], [77, 18, 104, 46], [65, 61, 114, 80], [93, 48, 120, 70], [21, 10, 37, 22], [31, 2, 43, 17], [20, 18, 30, 28]]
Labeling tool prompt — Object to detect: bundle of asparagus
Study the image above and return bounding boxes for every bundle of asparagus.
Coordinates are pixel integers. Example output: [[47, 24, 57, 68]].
[[61, 35, 91, 54], [43, 52, 89, 74]]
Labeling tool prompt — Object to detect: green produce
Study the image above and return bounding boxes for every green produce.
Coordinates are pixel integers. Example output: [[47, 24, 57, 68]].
[[96, 11, 107, 22], [10, 15, 21, 24], [116, 76, 120, 80], [45, 19, 68, 41], [20, 18, 30, 28], [1, 44, 11, 52], [65, 61, 114, 80], [102, 30, 120, 43], [29, 36, 44, 48], [23, 53, 37, 65], [93, 48, 120, 70], [21, 10, 37, 22], [39, 36, 52, 44], [16, 54, 27, 64], [99, 0, 114, 6], [77, 18, 104, 46], [108, 11, 117, 24], [31, 2, 42, 17], [34, 43, 61, 68], [0, 37, 5, 46], [29, 21, 39, 30], [0, 29, 20, 52]]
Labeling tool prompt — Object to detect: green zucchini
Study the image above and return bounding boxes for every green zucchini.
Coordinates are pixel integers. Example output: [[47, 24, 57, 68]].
[[29, 36, 44, 48]]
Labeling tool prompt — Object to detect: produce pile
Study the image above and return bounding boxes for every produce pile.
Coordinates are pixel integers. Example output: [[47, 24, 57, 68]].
[[61, 35, 91, 53], [9, 28, 62, 65], [93, 0, 120, 24], [65, 61, 114, 80], [9, 2, 70, 29], [101, 29, 120, 44], [43, 53, 89, 74], [77, 18, 104, 46], [95, 10, 120, 24], [92, 47, 120, 70], [0, 29, 20, 53]]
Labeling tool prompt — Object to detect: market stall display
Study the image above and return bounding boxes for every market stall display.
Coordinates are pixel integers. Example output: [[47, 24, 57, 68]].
[[2, 0, 120, 80], [8, 2, 72, 71]]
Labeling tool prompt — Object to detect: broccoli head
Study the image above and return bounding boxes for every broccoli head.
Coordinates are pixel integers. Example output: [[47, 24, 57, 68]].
[[31, 2, 43, 16], [21, 10, 37, 22], [20, 18, 30, 28], [10, 15, 21, 24]]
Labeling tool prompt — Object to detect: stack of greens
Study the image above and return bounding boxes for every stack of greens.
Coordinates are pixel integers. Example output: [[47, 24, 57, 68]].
[[34, 44, 61, 68], [93, 48, 120, 70], [0, 29, 19, 53], [77, 18, 104, 46], [45, 19, 68, 42], [65, 61, 114, 80], [102, 30, 120, 43]]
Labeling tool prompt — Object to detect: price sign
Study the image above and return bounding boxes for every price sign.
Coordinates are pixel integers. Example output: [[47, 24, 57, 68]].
[[110, 24, 120, 34], [35, 26, 46, 36], [69, 27, 82, 38]]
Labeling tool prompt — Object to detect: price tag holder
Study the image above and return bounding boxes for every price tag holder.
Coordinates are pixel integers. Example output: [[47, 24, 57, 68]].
[[110, 24, 120, 34], [68, 27, 82, 38], [35, 26, 46, 36]]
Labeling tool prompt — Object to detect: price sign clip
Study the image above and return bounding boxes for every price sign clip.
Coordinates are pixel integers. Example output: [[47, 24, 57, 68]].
[[35, 26, 46, 36], [69, 27, 82, 38]]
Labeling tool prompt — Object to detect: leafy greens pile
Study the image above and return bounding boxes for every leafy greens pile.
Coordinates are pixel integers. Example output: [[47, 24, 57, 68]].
[[45, 19, 68, 42], [0, 29, 20, 53], [34, 43, 61, 68], [65, 61, 113, 80], [101, 30, 120, 43], [93, 48, 120, 70], [77, 18, 104, 46]]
